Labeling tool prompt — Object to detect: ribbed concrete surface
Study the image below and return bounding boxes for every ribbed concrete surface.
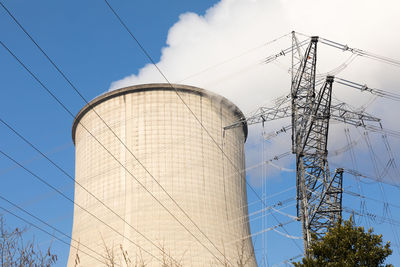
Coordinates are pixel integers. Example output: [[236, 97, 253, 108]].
[[68, 84, 256, 266]]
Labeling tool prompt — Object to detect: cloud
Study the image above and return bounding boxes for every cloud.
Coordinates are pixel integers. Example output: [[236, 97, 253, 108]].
[[109, 0, 400, 185]]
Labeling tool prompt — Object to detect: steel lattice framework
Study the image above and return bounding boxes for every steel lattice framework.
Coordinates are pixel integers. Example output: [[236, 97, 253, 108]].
[[291, 37, 343, 251], [224, 32, 384, 254]]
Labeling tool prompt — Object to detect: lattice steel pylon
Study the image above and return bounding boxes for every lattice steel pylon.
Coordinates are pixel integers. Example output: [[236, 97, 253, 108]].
[[291, 35, 343, 252], [223, 32, 389, 255], [224, 33, 352, 255]]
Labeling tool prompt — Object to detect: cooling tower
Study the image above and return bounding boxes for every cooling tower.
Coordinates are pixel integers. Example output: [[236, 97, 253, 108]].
[[68, 84, 256, 266]]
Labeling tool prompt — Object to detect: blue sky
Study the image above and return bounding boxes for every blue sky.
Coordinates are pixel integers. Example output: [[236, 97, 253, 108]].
[[1, 0, 400, 266]]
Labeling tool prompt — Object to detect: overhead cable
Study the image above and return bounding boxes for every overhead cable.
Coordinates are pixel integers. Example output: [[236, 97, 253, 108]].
[[319, 37, 400, 68], [227, 219, 298, 245], [230, 197, 296, 223], [0, 194, 106, 262], [335, 77, 400, 102], [343, 189, 400, 210], [263, 39, 309, 64], [247, 203, 297, 226], [242, 185, 296, 210], [343, 126, 365, 225], [263, 125, 292, 141], [0, 1, 243, 262], [0, 205, 104, 264], [272, 228, 302, 240], [0, 148, 163, 263], [102, 0, 303, 254], [362, 130, 400, 252], [331, 165, 400, 189], [381, 133, 400, 186], [343, 207, 400, 227], [266, 161, 295, 172], [0, 35, 224, 265], [177, 32, 292, 83], [271, 254, 302, 267], [0, 117, 180, 265]]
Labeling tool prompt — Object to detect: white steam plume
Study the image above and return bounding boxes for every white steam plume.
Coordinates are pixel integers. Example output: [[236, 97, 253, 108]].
[[109, 0, 400, 185]]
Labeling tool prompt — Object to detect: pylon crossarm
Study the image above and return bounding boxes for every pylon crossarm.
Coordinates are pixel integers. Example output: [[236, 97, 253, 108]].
[[224, 101, 382, 134], [223, 104, 292, 130], [330, 102, 381, 127]]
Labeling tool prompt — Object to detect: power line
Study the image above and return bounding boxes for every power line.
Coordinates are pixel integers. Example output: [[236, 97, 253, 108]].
[[228, 219, 298, 245], [381, 133, 400, 187], [328, 164, 400, 189], [102, 0, 303, 254], [0, 37, 224, 263], [0, 117, 181, 265], [0, 194, 106, 262], [271, 254, 302, 267], [0, 205, 105, 265], [0, 41, 232, 266], [226, 32, 398, 254], [272, 228, 302, 240], [343, 189, 400, 210], [0, 34, 233, 267], [230, 197, 296, 224], [343, 126, 366, 225], [240, 185, 296, 211], [0, 141, 72, 178], [176, 32, 292, 83], [1, 0, 398, 262], [239, 31, 400, 256], [261, 136, 268, 267], [362, 130, 400, 253], [248, 203, 297, 226], [295, 31, 400, 68], [263, 39, 309, 64], [0, 148, 163, 263], [343, 207, 400, 227], [319, 37, 400, 68], [2, 110, 300, 264], [0, 2, 232, 264], [335, 77, 400, 102]]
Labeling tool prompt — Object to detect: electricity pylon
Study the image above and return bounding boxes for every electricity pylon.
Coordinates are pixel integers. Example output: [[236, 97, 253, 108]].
[[224, 32, 382, 254], [290, 35, 342, 252]]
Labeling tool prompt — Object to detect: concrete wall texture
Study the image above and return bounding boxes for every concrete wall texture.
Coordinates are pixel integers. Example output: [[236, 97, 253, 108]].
[[68, 84, 257, 266]]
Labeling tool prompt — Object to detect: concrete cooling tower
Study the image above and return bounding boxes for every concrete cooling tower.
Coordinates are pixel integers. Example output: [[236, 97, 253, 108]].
[[68, 84, 257, 266]]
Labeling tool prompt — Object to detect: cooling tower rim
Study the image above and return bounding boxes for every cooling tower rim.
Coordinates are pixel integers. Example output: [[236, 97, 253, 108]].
[[72, 83, 248, 145]]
